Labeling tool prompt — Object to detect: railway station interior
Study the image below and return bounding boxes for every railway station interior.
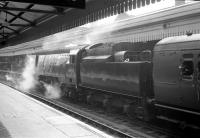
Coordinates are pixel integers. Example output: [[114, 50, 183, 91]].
[[0, 0, 200, 137]]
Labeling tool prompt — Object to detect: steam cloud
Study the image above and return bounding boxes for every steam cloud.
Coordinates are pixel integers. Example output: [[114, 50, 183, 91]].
[[43, 82, 62, 99], [19, 55, 37, 92], [5, 74, 17, 87], [13, 54, 62, 99], [5, 74, 14, 82]]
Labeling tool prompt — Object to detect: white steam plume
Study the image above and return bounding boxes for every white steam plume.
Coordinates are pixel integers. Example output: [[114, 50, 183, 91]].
[[5, 74, 18, 87], [5, 74, 14, 82], [43, 82, 62, 99], [19, 55, 37, 91]]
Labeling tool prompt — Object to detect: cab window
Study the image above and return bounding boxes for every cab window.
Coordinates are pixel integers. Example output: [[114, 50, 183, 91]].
[[124, 52, 140, 62], [181, 54, 194, 80], [70, 55, 75, 64]]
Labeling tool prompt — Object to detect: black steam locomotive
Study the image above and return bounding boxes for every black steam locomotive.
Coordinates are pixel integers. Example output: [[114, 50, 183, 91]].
[[0, 34, 200, 128]]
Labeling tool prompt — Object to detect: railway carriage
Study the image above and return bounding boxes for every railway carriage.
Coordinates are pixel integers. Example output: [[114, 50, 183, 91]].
[[153, 34, 200, 125]]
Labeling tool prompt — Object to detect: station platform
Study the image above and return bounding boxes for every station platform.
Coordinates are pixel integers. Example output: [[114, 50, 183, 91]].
[[0, 83, 113, 138]]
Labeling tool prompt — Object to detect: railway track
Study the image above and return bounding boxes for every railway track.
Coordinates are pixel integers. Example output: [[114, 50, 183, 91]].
[[28, 93, 139, 138], [1, 81, 182, 138], [55, 98, 181, 138]]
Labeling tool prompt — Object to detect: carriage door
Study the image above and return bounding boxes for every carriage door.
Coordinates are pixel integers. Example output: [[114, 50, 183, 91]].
[[179, 52, 197, 109], [196, 55, 200, 103]]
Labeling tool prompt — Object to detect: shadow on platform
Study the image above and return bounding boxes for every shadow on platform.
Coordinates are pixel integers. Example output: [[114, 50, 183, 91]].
[[0, 121, 12, 138]]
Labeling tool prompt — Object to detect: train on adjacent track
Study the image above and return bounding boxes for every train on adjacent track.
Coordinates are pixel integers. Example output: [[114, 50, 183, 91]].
[[0, 33, 200, 129]]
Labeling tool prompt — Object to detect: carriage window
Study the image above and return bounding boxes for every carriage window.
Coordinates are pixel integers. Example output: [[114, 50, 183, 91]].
[[182, 61, 193, 76], [181, 54, 194, 80]]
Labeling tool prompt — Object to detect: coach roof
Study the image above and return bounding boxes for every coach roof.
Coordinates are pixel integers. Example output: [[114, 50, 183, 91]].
[[155, 33, 200, 51], [157, 34, 200, 45]]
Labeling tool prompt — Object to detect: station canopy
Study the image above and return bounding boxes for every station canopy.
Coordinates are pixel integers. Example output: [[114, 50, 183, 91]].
[[0, 0, 85, 43]]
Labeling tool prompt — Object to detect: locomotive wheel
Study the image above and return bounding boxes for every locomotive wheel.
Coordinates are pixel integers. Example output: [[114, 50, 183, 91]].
[[86, 94, 93, 104], [125, 103, 138, 119], [68, 89, 78, 100], [78, 92, 86, 102], [62, 89, 70, 97], [102, 96, 112, 112], [36, 81, 46, 94], [60, 84, 67, 97], [125, 102, 146, 120]]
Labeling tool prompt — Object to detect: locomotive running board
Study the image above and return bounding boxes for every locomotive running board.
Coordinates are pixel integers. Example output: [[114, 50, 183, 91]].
[[155, 103, 200, 116]]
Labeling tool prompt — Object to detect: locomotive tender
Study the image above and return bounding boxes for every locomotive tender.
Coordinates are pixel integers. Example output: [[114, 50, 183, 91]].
[[0, 34, 200, 127]]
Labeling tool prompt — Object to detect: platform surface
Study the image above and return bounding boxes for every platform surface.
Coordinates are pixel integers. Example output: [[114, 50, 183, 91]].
[[0, 83, 113, 138]]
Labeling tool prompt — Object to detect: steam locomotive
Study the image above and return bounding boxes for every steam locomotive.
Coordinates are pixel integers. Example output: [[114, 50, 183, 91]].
[[0, 34, 200, 128]]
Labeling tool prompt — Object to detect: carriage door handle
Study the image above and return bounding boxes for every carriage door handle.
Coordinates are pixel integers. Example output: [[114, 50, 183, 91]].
[[178, 65, 183, 80], [197, 73, 200, 101]]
